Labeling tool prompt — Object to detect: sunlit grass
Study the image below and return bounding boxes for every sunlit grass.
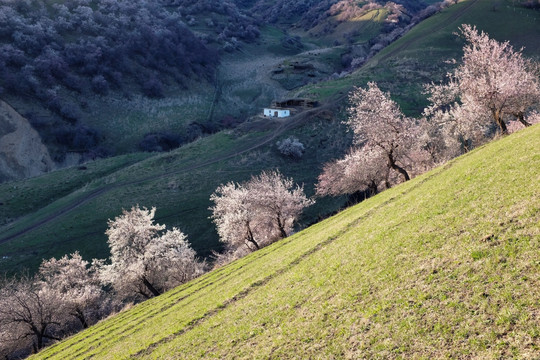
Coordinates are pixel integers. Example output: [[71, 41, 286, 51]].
[[34, 124, 540, 359]]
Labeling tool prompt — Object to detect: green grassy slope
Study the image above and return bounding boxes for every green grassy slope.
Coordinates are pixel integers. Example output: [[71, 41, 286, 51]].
[[35, 124, 540, 359], [296, 0, 540, 115], [2, 0, 540, 276], [0, 113, 349, 274]]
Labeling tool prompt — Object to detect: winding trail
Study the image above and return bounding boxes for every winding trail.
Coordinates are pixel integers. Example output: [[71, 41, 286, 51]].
[[0, 107, 322, 246], [0, 0, 481, 247]]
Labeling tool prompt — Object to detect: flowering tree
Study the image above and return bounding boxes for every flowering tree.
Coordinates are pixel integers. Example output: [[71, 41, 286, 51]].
[[210, 182, 262, 250], [276, 136, 305, 159], [247, 170, 314, 240], [210, 171, 313, 253], [346, 82, 420, 182], [316, 147, 388, 197], [425, 24, 540, 135], [38, 252, 105, 329], [143, 228, 204, 288], [316, 82, 429, 198], [101, 206, 204, 300], [0, 275, 64, 354]]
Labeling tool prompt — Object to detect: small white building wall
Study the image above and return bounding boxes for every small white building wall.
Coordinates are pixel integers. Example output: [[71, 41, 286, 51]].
[[264, 108, 290, 118]]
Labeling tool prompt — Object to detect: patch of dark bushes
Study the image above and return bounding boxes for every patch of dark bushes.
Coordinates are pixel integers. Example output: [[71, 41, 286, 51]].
[[141, 77, 165, 99], [0, 0, 220, 106], [138, 118, 231, 153], [53, 124, 102, 152], [138, 132, 182, 152]]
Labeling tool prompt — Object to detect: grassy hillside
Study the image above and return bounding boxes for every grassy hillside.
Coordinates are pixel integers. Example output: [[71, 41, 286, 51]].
[[34, 124, 540, 359], [0, 112, 349, 274], [2, 0, 540, 275], [296, 0, 540, 115]]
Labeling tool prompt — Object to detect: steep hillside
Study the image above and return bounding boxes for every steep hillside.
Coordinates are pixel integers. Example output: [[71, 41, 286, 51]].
[[0, 0, 439, 159], [296, 0, 540, 115], [0, 110, 349, 274], [34, 124, 540, 359], [1, 0, 539, 275]]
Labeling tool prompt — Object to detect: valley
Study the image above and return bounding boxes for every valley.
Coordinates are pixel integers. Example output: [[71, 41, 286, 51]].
[[0, 0, 539, 358], [0, 0, 539, 276]]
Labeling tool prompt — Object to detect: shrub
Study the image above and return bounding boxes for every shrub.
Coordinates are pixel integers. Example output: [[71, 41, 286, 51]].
[[142, 77, 164, 98], [91, 75, 109, 95], [138, 132, 182, 152], [276, 136, 305, 159]]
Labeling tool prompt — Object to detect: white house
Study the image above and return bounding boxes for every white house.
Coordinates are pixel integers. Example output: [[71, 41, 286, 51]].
[[264, 108, 290, 118]]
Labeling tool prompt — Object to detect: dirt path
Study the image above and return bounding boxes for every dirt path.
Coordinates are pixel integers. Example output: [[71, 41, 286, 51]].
[[0, 107, 324, 246], [376, 0, 480, 64], [0, 1, 481, 247]]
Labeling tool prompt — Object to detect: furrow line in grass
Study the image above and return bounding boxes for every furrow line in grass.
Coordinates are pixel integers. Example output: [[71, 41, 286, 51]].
[[46, 255, 272, 358], [45, 234, 311, 359], [134, 162, 456, 359], [65, 223, 351, 359], [134, 233, 345, 359], [44, 265, 247, 358]]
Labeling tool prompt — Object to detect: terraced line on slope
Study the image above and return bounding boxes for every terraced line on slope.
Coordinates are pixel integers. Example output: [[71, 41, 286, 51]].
[[37, 158, 455, 359], [44, 236, 303, 359], [135, 164, 457, 359]]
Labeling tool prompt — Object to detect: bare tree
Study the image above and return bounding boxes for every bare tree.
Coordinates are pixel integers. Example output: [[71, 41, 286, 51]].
[[38, 252, 105, 329], [101, 206, 203, 300], [0, 275, 64, 355]]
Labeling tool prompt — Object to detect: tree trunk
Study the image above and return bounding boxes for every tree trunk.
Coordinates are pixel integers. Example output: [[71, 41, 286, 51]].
[[492, 108, 508, 134], [368, 180, 378, 196], [246, 225, 260, 250], [36, 329, 44, 352], [515, 111, 531, 127], [276, 216, 287, 239], [74, 309, 89, 329], [141, 276, 161, 297], [384, 168, 391, 189], [387, 149, 410, 182]]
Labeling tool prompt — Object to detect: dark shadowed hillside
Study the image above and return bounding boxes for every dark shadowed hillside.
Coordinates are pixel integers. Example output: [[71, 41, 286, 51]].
[[0, 0, 220, 160], [0, 0, 442, 161]]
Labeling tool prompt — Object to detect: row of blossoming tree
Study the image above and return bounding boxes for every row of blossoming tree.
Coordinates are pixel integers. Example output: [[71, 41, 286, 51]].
[[0, 24, 538, 358], [0, 171, 313, 357], [317, 25, 539, 198], [0, 206, 205, 357]]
